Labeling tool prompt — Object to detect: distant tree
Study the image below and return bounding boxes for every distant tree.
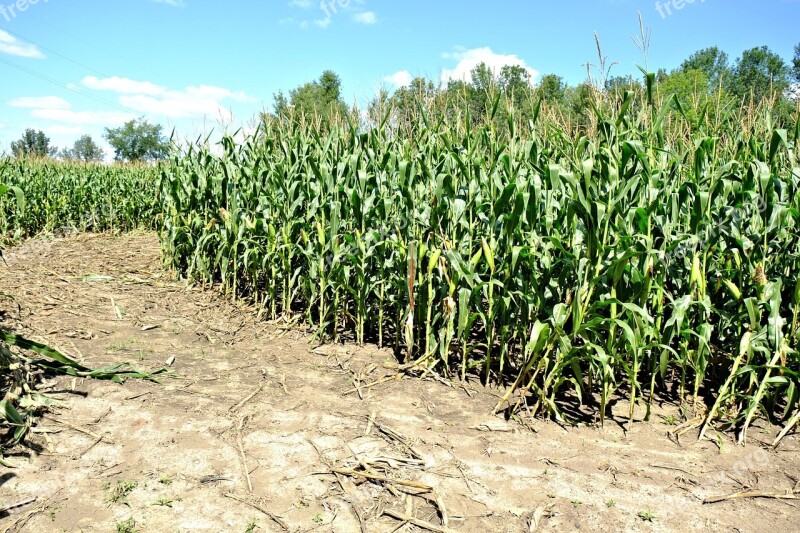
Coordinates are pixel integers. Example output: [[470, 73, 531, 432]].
[[61, 135, 105, 163], [104, 119, 169, 162], [448, 62, 532, 126], [605, 75, 639, 99], [272, 91, 290, 119], [729, 46, 790, 102], [658, 69, 710, 104], [466, 62, 497, 123], [10, 129, 57, 158], [498, 65, 532, 103], [395, 77, 436, 103], [271, 70, 349, 129], [470, 63, 495, 95], [442, 79, 472, 122], [656, 69, 733, 124], [679, 47, 731, 91], [319, 70, 343, 105], [366, 88, 391, 127], [382, 77, 437, 133], [536, 74, 567, 104], [393, 77, 435, 112], [565, 83, 595, 130]]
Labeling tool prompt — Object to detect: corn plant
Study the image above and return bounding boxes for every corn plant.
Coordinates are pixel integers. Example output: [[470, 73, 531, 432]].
[[152, 80, 798, 441], [0, 158, 160, 242]]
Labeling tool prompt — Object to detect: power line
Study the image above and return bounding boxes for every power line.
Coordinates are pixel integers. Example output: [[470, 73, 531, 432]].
[[34, 20, 119, 61], [9, 21, 157, 87], [0, 26, 112, 79], [0, 56, 140, 115]]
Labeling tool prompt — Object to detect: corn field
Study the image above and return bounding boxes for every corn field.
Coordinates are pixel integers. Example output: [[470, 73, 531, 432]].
[[1, 89, 799, 442], [158, 89, 800, 441], [0, 158, 160, 241]]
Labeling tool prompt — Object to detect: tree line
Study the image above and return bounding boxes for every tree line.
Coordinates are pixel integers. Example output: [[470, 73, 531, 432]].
[[265, 43, 800, 135], [8, 42, 800, 162], [7, 118, 169, 163]]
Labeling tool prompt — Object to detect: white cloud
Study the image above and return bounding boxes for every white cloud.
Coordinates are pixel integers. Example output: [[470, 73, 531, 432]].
[[5, 95, 125, 160], [383, 70, 413, 88], [288, 0, 376, 29], [353, 11, 377, 24], [119, 94, 234, 121], [152, 0, 185, 6], [440, 47, 538, 85], [5, 77, 256, 158], [83, 76, 166, 96], [8, 79, 252, 130], [0, 30, 45, 59], [80, 76, 255, 120], [8, 96, 71, 110], [287, 0, 325, 29], [184, 85, 255, 103], [5, 96, 130, 132]]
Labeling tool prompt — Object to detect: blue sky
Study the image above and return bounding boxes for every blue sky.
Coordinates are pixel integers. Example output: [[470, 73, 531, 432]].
[[0, 0, 798, 156]]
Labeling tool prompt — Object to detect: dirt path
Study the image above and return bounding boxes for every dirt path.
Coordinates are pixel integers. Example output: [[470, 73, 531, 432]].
[[0, 233, 797, 533]]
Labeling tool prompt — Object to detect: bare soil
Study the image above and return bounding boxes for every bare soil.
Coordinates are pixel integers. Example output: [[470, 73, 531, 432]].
[[0, 232, 798, 533]]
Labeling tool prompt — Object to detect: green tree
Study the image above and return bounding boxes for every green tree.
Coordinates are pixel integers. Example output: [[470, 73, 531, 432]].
[[442, 79, 473, 124], [498, 65, 532, 104], [679, 47, 731, 90], [390, 76, 436, 127], [730, 46, 789, 102], [104, 119, 169, 162], [565, 83, 595, 131], [656, 69, 733, 124], [658, 69, 710, 104], [605, 75, 639, 100], [466, 62, 497, 124], [62, 135, 105, 163], [366, 88, 391, 127], [272, 91, 290, 118], [470, 63, 494, 95], [271, 70, 349, 129], [10, 129, 57, 158], [319, 70, 343, 105], [536, 74, 567, 104]]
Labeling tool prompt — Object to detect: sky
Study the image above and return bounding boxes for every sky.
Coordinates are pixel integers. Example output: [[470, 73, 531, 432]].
[[0, 0, 798, 157]]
